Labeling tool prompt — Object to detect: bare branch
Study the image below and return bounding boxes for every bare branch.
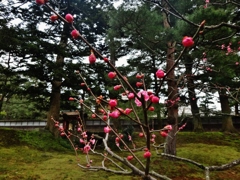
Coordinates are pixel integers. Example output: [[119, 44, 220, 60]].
[[161, 153, 240, 171]]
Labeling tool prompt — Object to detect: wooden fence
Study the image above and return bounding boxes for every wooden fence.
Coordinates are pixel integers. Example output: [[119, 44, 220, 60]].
[[0, 116, 239, 131]]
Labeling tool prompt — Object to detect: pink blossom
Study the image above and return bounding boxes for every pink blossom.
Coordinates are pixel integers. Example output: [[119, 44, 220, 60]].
[[151, 96, 159, 104], [79, 138, 85, 144], [104, 126, 111, 133], [114, 85, 122, 91], [82, 131, 86, 136], [109, 99, 117, 108], [221, 44, 225, 49], [128, 93, 134, 99], [179, 123, 187, 130], [156, 69, 165, 78], [102, 115, 108, 121], [135, 98, 142, 106], [160, 131, 168, 138], [164, 125, 173, 132], [115, 137, 120, 142], [124, 108, 133, 115], [141, 91, 149, 101], [134, 90, 149, 106], [227, 45, 233, 54], [148, 106, 154, 111], [152, 134, 156, 138], [90, 139, 95, 145], [109, 110, 120, 118], [182, 36, 194, 47], [143, 151, 151, 158], [108, 72, 116, 79], [83, 144, 91, 153], [58, 126, 64, 132]]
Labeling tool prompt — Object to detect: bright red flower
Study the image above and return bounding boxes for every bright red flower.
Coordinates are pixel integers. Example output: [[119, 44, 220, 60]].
[[36, 0, 45, 5], [127, 155, 134, 161], [50, 15, 58, 22], [147, 91, 153, 95], [128, 93, 134, 99], [104, 126, 111, 133], [139, 132, 144, 137], [114, 85, 122, 91], [160, 131, 168, 138], [164, 125, 173, 132], [108, 72, 116, 79], [148, 106, 155, 111], [182, 36, 194, 47], [103, 58, 109, 62], [102, 115, 108, 121], [89, 52, 96, 64], [124, 108, 132, 115], [136, 73, 144, 79], [109, 99, 117, 108], [115, 137, 120, 142], [109, 110, 120, 118], [69, 97, 75, 101], [65, 13, 74, 23], [156, 69, 165, 78], [151, 96, 159, 104], [136, 82, 143, 87], [71, 29, 80, 39], [143, 151, 151, 158]]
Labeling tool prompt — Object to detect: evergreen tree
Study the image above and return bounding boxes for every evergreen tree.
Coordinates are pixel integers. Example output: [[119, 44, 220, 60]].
[[2, 0, 114, 135]]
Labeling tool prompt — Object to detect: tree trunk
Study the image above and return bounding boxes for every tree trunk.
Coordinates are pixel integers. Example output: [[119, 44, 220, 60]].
[[165, 41, 178, 155], [46, 23, 69, 137], [185, 58, 203, 132], [47, 81, 62, 137], [219, 90, 237, 133], [162, 0, 178, 155]]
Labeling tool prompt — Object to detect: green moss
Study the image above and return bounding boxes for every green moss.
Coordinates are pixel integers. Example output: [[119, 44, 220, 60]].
[[0, 129, 240, 180]]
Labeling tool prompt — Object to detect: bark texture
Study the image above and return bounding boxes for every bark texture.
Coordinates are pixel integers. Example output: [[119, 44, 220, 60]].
[[185, 57, 203, 132], [219, 89, 237, 132], [165, 41, 178, 155], [162, 0, 178, 155], [46, 23, 69, 137]]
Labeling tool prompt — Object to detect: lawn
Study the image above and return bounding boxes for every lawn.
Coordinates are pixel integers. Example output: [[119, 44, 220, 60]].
[[0, 128, 239, 180]]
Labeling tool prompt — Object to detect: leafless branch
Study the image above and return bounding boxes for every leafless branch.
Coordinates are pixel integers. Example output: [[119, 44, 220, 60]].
[[161, 153, 240, 171]]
